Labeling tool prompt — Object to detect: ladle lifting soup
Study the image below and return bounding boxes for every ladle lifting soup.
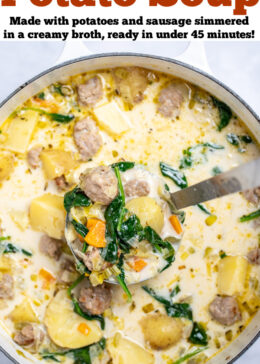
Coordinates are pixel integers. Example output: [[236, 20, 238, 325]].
[[0, 66, 259, 364]]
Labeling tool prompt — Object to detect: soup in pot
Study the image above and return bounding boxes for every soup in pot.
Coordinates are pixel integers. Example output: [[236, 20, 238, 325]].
[[0, 66, 259, 364]]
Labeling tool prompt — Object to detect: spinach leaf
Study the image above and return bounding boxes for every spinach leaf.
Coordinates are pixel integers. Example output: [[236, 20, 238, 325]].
[[64, 187, 91, 213], [48, 112, 75, 123], [142, 286, 193, 321], [71, 219, 88, 238], [51, 84, 64, 96], [219, 251, 227, 259], [172, 347, 207, 364], [189, 322, 208, 346], [23, 107, 74, 124], [212, 166, 222, 176], [118, 215, 143, 244], [160, 162, 188, 189], [240, 209, 260, 222], [142, 286, 172, 306], [0, 237, 32, 257], [37, 92, 45, 100], [170, 285, 181, 298], [179, 143, 224, 170], [226, 133, 240, 146], [166, 303, 193, 321], [111, 161, 135, 172], [240, 135, 252, 144], [160, 240, 175, 272], [116, 254, 132, 301], [68, 277, 105, 330], [197, 203, 211, 215], [212, 97, 232, 131], [203, 142, 225, 150], [41, 338, 106, 364], [143, 227, 175, 271], [102, 195, 121, 264]]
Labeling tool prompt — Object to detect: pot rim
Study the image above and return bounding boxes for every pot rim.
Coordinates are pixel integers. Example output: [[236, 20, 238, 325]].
[[0, 51, 259, 364]]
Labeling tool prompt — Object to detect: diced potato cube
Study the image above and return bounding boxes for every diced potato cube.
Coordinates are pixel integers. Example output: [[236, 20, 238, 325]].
[[10, 210, 29, 231], [44, 290, 102, 348], [0, 152, 15, 182], [93, 101, 130, 136], [3, 111, 37, 154], [0, 256, 12, 272], [107, 332, 154, 364], [217, 256, 248, 295], [41, 149, 78, 180], [126, 197, 164, 234], [10, 297, 39, 323], [29, 194, 66, 239]]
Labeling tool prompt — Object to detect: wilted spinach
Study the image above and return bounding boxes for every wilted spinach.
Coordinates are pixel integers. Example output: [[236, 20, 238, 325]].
[[212, 97, 232, 131], [64, 187, 91, 213], [116, 254, 132, 300], [172, 347, 207, 364], [212, 166, 222, 176], [189, 322, 208, 346], [0, 237, 32, 257], [24, 107, 75, 123], [226, 133, 240, 146], [111, 161, 135, 172], [41, 338, 106, 363], [240, 209, 260, 222], [170, 285, 181, 298], [142, 286, 192, 320], [160, 162, 188, 189], [71, 219, 88, 238], [179, 143, 224, 170], [197, 203, 211, 215]]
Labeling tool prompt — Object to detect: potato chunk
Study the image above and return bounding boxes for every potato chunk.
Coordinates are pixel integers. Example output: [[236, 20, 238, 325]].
[[10, 298, 39, 323], [93, 101, 130, 136], [107, 332, 154, 364], [0, 256, 12, 272], [126, 197, 164, 234], [217, 256, 248, 296], [3, 110, 37, 154], [140, 313, 183, 350], [0, 152, 15, 182], [29, 194, 66, 239], [44, 290, 102, 349], [41, 149, 78, 180]]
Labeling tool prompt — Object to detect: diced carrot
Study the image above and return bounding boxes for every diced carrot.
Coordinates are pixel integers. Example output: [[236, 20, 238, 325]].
[[169, 215, 183, 235], [130, 259, 147, 272], [85, 218, 106, 248], [39, 268, 55, 289], [39, 268, 55, 282], [33, 98, 59, 113], [77, 323, 91, 336]]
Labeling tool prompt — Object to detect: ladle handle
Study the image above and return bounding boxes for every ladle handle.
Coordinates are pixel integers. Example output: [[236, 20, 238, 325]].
[[170, 158, 260, 210]]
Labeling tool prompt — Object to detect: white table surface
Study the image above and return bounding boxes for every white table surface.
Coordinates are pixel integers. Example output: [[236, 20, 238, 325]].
[[0, 41, 259, 364]]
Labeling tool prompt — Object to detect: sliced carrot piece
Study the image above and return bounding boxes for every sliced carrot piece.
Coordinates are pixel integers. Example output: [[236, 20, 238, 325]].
[[39, 268, 55, 289], [39, 268, 55, 282], [130, 259, 147, 272], [33, 98, 59, 113], [169, 215, 183, 235], [85, 218, 106, 248], [77, 323, 91, 336]]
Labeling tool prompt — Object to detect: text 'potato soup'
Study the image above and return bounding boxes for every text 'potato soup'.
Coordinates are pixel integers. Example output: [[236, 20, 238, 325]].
[[0, 66, 259, 364]]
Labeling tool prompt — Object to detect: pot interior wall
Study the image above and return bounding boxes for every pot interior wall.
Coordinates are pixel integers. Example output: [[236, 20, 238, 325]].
[[0, 54, 259, 364]]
